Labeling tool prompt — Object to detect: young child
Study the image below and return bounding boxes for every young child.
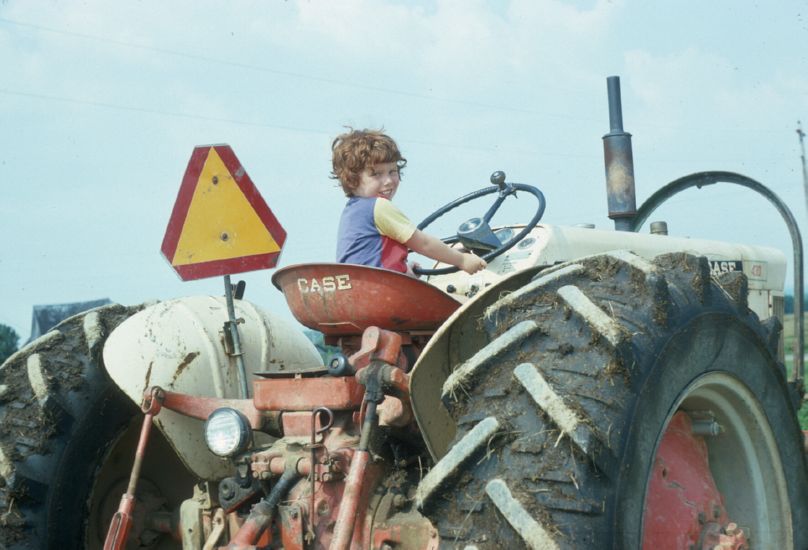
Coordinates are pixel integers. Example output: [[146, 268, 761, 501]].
[[332, 129, 487, 276]]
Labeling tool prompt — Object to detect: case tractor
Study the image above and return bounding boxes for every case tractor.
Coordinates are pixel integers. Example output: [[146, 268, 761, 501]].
[[1, 77, 807, 549]]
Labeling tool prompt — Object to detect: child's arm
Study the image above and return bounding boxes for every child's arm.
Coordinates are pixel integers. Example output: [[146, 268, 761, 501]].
[[405, 230, 487, 274]]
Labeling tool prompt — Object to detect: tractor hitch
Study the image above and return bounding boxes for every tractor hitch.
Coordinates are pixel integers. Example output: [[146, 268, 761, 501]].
[[103, 387, 165, 550]]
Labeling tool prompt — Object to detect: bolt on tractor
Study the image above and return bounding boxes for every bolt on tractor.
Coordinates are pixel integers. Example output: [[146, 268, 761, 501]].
[[1, 76, 807, 550]]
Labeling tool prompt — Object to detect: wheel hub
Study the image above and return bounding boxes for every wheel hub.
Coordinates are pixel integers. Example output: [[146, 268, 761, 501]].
[[643, 412, 747, 550], [97, 478, 169, 548]]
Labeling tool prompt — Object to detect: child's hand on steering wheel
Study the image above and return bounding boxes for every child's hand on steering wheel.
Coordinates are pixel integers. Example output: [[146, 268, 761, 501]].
[[460, 253, 487, 274], [406, 261, 422, 278]]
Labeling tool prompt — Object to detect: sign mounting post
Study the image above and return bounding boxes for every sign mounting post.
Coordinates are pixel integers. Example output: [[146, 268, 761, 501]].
[[162, 145, 287, 397]]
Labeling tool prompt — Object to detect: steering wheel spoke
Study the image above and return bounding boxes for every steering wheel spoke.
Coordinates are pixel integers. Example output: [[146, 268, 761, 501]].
[[413, 171, 546, 277], [481, 193, 508, 224]]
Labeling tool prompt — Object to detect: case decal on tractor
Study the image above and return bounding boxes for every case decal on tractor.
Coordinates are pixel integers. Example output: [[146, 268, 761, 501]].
[[297, 274, 353, 293], [709, 260, 742, 275], [708, 259, 768, 281]]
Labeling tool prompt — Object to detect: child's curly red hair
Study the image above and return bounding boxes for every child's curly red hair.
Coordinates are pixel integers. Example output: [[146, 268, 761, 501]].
[[331, 128, 407, 196]]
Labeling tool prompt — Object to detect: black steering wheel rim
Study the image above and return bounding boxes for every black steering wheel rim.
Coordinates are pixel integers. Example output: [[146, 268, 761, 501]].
[[413, 182, 546, 276]]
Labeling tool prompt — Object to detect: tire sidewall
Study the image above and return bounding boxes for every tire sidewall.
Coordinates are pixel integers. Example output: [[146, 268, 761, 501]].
[[47, 384, 137, 547], [616, 312, 808, 549]]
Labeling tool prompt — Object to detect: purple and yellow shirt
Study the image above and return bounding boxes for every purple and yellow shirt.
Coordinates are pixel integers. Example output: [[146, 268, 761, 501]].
[[336, 197, 417, 273]]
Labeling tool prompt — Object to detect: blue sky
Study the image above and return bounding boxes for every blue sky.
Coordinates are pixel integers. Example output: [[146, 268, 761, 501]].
[[2, 0, 807, 340]]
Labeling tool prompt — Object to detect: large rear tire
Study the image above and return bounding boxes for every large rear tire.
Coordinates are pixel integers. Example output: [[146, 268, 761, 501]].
[[0, 304, 194, 549], [417, 252, 808, 549]]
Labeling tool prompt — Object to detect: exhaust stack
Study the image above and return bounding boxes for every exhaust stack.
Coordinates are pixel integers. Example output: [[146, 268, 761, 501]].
[[603, 76, 637, 231]]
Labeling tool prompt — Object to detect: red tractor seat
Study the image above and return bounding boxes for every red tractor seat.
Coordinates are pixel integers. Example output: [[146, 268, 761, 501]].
[[272, 263, 462, 336]]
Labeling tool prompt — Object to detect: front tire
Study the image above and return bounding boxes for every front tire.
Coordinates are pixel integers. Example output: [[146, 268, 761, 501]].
[[417, 252, 808, 549]]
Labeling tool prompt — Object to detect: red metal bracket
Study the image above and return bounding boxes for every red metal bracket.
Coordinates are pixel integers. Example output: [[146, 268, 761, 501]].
[[349, 327, 405, 371], [153, 386, 266, 428], [103, 387, 164, 550]]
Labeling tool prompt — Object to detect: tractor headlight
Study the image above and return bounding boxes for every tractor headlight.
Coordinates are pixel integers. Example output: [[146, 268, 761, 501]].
[[204, 408, 251, 457]]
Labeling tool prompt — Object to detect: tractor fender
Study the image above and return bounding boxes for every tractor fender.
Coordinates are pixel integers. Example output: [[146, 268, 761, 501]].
[[103, 295, 322, 480], [411, 267, 543, 460]]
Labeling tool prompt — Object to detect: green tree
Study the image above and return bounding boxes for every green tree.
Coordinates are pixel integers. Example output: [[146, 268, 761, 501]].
[[0, 324, 19, 364]]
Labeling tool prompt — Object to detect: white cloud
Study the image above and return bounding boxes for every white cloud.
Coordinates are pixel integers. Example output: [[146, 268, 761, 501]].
[[280, 0, 620, 94]]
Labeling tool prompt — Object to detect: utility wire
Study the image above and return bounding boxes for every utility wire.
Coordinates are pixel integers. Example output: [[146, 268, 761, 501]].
[[0, 87, 331, 134], [1, 17, 797, 137], [0, 16, 593, 121], [2, 86, 797, 167], [0, 87, 597, 157], [0, 16, 799, 162]]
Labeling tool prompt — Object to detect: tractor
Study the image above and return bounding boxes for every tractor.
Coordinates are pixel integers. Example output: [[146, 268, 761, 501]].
[[1, 76, 806, 549]]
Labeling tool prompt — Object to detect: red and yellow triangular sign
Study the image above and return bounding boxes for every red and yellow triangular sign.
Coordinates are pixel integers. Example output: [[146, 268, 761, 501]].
[[161, 145, 286, 281]]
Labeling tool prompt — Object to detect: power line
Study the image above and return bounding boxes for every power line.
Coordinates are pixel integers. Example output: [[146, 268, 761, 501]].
[[0, 86, 608, 157], [1, 17, 798, 138], [0, 87, 331, 134], [5, 84, 799, 169], [0, 87, 531, 156], [0, 16, 593, 121]]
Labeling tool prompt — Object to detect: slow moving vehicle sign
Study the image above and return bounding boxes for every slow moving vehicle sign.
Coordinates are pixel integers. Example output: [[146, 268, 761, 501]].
[[161, 145, 286, 281]]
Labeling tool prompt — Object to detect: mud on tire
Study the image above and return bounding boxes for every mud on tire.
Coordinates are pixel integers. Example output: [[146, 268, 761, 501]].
[[0, 304, 144, 549], [417, 252, 808, 549]]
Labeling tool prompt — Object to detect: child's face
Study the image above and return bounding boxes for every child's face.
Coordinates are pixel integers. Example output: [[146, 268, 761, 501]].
[[355, 162, 400, 200]]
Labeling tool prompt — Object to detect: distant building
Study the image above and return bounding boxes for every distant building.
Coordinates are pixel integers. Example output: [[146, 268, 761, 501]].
[[27, 299, 112, 343]]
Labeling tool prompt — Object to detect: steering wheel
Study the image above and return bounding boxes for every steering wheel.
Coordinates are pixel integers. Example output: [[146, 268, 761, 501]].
[[412, 171, 546, 276]]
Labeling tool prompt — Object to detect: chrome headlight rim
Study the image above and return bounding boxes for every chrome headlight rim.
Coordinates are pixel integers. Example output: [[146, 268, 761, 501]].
[[204, 407, 252, 458]]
